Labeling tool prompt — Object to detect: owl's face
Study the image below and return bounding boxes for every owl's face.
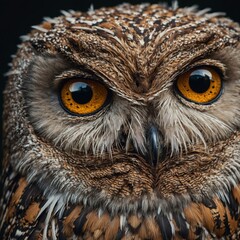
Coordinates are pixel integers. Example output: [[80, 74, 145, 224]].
[[3, 3, 240, 239]]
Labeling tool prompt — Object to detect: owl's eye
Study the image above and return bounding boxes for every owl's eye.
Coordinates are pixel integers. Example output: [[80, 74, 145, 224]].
[[60, 78, 110, 115], [175, 67, 223, 104]]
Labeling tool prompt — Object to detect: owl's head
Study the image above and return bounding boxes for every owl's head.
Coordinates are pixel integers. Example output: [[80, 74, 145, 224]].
[[3, 3, 240, 238]]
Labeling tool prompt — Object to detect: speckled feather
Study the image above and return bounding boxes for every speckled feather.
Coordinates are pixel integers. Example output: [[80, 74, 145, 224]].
[[2, 169, 240, 239], [1, 2, 240, 240]]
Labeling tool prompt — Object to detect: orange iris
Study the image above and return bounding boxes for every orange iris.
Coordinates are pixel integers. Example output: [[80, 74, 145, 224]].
[[60, 78, 110, 115], [176, 67, 222, 104]]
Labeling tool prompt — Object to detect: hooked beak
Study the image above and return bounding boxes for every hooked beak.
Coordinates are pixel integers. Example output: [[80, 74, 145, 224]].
[[146, 125, 165, 167]]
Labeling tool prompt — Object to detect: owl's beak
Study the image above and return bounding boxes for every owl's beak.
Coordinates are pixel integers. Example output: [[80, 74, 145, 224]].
[[146, 125, 164, 167]]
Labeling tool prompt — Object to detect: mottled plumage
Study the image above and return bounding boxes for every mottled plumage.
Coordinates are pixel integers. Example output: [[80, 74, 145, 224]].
[[1, 2, 240, 239]]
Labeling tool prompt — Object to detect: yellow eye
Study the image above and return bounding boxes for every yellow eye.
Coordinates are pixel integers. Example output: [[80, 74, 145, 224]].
[[60, 78, 110, 115], [175, 67, 223, 104]]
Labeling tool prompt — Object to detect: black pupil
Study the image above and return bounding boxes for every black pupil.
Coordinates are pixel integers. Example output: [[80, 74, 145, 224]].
[[69, 82, 93, 104], [189, 69, 212, 93]]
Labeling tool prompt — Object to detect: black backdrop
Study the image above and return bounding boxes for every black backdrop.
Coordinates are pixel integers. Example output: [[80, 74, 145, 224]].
[[0, 0, 240, 159]]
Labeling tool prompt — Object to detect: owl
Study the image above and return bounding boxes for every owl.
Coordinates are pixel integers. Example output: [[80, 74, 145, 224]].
[[0, 2, 240, 240]]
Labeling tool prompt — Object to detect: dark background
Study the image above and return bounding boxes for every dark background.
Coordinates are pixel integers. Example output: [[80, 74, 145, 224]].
[[0, 0, 240, 160]]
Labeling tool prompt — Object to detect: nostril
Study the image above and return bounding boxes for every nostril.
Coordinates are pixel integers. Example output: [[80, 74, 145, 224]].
[[146, 125, 165, 167]]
